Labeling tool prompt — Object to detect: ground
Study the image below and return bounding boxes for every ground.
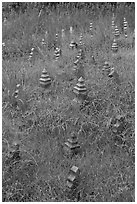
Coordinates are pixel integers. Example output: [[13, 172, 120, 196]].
[[2, 3, 135, 202]]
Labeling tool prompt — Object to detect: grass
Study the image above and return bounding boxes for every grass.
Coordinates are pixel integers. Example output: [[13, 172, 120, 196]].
[[2, 3, 135, 202]]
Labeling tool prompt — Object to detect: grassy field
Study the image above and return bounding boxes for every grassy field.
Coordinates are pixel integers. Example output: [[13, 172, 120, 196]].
[[2, 3, 135, 202]]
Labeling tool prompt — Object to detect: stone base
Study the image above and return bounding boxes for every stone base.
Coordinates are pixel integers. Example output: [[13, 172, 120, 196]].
[[63, 145, 81, 157]]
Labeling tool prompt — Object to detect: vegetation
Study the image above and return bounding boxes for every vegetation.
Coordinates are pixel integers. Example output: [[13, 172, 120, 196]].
[[2, 2, 135, 202]]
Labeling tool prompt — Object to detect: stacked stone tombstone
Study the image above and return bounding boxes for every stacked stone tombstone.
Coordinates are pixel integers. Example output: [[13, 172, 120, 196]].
[[69, 26, 78, 49], [41, 38, 46, 46], [70, 40, 78, 49], [73, 77, 87, 101], [79, 33, 83, 47], [61, 29, 65, 41], [28, 47, 35, 63], [114, 25, 120, 39], [54, 33, 61, 60], [12, 83, 23, 108], [39, 68, 52, 89], [123, 17, 128, 38], [102, 61, 112, 76], [111, 38, 118, 53], [89, 22, 93, 38], [111, 18, 115, 35], [66, 166, 81, 199], [73, 32, 86, 79], [13, 84, 21, 99], [63, 132, 81, 157], [102, 61, 121, 85], [111, 13, 119, 53]]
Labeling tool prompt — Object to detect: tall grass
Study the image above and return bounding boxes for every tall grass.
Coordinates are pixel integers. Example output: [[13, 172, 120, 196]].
[[2, 3, 135, 202]]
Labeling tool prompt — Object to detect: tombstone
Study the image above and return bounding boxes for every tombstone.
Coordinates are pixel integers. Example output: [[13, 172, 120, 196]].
[[12, 84, 21, 99], [64, 132, 81, 157], [61, 29, 65, 40], [39, 68, 52, 88], [70, 26, 73, 35], [76, 54, 81, 61], [73, 59, 80, 72], [89, 22, 93, 38], [28, 47, 35, 63], [11, 84, 22, 108], [114, 25, 120, 39], [70, 26, 75, 42], [123, 17, 128, 38], [77, 48, 85, 61], [112, 20, 115, 35], [73, 59, 85, 80], [112, 38, 118, 53], [75, 61, 85, 80], [111, 12, 115, 35], [69, 40, 78, 49], [89, 22, 93, 31], [74, 59, 80, 66], [108, 67, 121, 85], [73, 77, 87, 100], [76, 50, 82, 61], [41, 38, 46, 46], [79, 33, 83, 47], [61, 29, 65, 47], [91, 55, 96, 64], [102, 61, 111, 75], [45, 30, 48, 40], [66, 166, 80, 191], [112, 12, 115, 21], [54, 47, 61, 60], [55, 33, 58, 44]]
